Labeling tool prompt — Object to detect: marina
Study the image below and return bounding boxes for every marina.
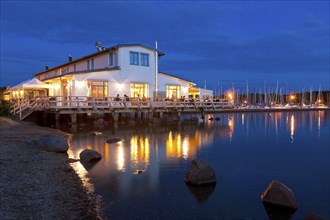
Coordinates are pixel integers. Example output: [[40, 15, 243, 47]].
[[65, 110, 330, 220]]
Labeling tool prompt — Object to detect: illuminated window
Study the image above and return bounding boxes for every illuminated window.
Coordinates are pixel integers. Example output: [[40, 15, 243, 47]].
[[130, 52, 139, 65], [166, 85, 181, 98], [88, 81, 108, 97], [130, 83, 149, 98], [140, 53, 149, 66]]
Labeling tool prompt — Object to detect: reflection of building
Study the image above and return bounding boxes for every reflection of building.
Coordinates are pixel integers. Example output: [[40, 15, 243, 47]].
[[68, 122, 232, 200]]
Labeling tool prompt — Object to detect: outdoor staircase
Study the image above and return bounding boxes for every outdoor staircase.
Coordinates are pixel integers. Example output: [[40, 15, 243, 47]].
[[10, 98, 48, 120]]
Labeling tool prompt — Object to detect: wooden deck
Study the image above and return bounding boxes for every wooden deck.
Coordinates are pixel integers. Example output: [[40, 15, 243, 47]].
[[10, 96, 233, 120]]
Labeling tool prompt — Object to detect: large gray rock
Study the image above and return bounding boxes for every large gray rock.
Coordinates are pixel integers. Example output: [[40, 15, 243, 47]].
[[79, 149, 102, 163], [261, 180, 298, 210], [36, 135, 69, 153], [184, 159, 216, 185]]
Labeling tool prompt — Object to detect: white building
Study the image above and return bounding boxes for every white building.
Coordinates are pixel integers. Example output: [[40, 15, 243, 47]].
[[35, 44, 209, 100]]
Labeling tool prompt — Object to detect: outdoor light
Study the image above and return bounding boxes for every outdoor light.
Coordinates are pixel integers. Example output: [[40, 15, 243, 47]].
[[290, 95, 295, 100], [76, 81, 84, 89], [228, 93, 233, 100], [20, 90, 24, 96], [54, 83, 60, 90], [117, 83, 124, 90]]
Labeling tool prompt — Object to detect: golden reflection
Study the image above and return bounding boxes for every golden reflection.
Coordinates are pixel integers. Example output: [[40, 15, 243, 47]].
[[130, 135, 150, 173], [117, 143, 125, 171], [165, 130, 208, 159], [290, 115, 295, 143], [182, 137, 189, 159], [67, 149, 95, 194], [228, 117, 234, 141]]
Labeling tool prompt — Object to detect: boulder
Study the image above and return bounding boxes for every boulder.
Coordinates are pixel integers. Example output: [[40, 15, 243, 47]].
[[261, 180, 298, 210], [90, 131, 102, 136], [106, 138, 122, 144], [184, 159, 216, 185], [79, 149, 102, 163], [36, 135, 69, 153]]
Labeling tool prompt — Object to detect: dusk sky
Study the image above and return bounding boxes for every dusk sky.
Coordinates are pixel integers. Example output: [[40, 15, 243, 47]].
[[1, 1, 329, 92]]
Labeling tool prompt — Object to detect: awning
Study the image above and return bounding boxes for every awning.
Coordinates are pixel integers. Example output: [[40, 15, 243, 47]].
[[10, 78, 52, 90]]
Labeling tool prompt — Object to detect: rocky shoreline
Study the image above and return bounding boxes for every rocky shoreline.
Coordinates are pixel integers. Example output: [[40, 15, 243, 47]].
[[0, 117, 101, 219]]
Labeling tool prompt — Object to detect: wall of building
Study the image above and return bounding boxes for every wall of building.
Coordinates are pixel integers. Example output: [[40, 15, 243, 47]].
[[118, 46, 157, 97], [37, 45, 196, 99], [158, 74, 190, 98]]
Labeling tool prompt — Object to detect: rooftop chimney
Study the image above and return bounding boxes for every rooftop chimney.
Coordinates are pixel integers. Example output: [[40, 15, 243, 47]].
[[68, 54, 72, 62], [45, 65, 49, 70]]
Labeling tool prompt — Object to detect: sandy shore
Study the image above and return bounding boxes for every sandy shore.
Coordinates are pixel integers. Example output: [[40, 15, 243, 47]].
[[0, 117, 101, 219]]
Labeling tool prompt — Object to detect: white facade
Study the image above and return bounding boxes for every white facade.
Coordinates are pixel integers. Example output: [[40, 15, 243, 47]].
[[35, 44, 196, 99]]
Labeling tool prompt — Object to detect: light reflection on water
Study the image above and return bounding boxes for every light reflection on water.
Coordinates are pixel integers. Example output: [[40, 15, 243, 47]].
[[65, 110, 329, 220]]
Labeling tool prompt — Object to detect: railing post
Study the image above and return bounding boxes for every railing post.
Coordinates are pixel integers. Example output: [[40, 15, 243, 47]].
[[77, 98, 80, 110]]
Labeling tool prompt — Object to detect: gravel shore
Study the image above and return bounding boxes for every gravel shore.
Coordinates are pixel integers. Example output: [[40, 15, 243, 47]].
[[0, 117, 101, 219]]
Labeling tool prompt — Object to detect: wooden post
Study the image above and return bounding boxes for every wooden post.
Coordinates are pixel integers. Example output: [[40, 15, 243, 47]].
[[71, 113, 77, 124], [177, 111, 181, 119], [55, 112, 60, 122], [113, 112, 119, 123]]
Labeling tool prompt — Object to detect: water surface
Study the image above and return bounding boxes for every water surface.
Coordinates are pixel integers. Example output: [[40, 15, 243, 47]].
[[66, 110, 330, 219]]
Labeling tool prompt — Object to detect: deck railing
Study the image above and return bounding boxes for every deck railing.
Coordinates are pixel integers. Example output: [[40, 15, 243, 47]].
[[46, 96, 233, 111]]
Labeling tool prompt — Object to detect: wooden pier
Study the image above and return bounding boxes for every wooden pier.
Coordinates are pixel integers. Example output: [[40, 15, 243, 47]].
[[10, 96, 329, 122], [9, 96, 233, 121]]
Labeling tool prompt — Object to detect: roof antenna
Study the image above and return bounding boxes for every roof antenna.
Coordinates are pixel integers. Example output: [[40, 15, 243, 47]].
[[95, 42, 105, 51]]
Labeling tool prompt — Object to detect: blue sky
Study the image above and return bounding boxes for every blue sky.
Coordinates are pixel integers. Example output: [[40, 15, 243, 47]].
[[1, 1, 329, 92]]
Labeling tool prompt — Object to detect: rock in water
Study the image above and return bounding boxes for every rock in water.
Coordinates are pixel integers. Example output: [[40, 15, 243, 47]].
[[90, 131, 102, 136], [261, 180, 298, 210], [106, 138, 122, 144], [79, 149, 102, 163], [37, 135, 69, 153], [184, 159, 216, 185]]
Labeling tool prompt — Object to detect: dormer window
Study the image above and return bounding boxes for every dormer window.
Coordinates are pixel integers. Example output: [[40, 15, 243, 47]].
[[130, 52, 139, 65]]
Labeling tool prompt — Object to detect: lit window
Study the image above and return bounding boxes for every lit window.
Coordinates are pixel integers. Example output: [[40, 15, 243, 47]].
[[140, 53, 149, 66], [130, 83, 149, 98], [166, 85, 181, 99], [88, 80, 108, 98], [130, 52, 139, 65]]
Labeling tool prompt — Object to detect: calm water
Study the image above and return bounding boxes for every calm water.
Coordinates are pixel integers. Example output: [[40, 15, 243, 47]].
[[65, 110, 330, 220]]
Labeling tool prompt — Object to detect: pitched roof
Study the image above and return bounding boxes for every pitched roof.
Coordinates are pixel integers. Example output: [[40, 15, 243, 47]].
[[159, 72, 196, 86], [34, 44, 164, 76]]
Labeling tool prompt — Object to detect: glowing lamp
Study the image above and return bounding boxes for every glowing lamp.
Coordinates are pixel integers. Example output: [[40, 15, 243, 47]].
[[117, 83, 124, 90], [54, 83, 60, 90], [76, 81, 84, 89]]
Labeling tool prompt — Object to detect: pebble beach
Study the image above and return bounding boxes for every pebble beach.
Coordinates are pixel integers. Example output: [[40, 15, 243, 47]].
[[0, 117, 100, 219]]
